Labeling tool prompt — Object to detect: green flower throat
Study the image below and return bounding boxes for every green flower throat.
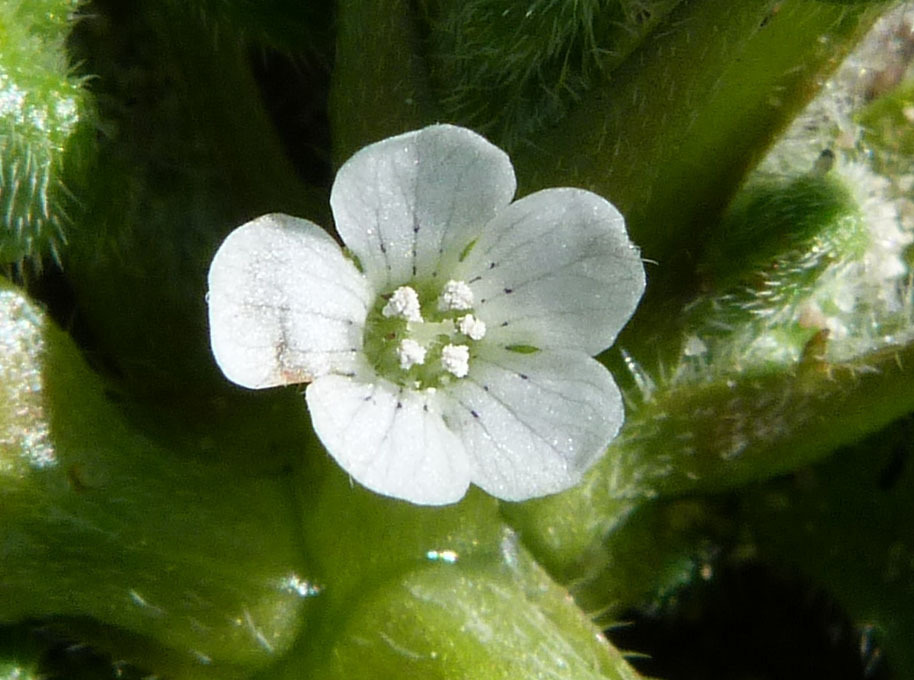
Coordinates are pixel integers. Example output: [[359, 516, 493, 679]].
[[362, 280, 488, 390]]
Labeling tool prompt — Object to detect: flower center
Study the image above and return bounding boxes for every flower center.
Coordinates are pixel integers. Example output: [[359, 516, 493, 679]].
[[363, 280, 487, 389]]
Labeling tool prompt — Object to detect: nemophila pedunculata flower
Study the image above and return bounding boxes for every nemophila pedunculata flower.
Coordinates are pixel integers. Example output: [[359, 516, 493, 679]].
[[207, 124, 645, 505]]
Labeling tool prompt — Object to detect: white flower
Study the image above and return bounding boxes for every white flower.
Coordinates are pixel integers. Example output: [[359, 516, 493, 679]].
[[207, 124, 645, 505]]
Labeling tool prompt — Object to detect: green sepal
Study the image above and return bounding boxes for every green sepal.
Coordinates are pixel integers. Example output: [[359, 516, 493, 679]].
[[700, 173, 865, 291], [677, 171, 870, 373], [0, 0, 95, 265], [420, 0, 684, 148]]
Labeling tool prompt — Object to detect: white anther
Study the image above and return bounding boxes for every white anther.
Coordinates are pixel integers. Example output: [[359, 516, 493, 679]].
[[396, 338, 427, 370], [441, 343, 470, 378], [382, 286, 423, 322], [438, 280, 474, 311], [457, 314, 487, 341]]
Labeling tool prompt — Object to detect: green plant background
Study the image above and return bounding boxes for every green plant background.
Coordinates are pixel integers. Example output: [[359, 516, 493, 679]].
[[2, 0, 914, 677]]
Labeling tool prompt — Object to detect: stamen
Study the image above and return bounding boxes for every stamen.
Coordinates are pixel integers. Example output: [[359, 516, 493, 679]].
[[438, 280, 474, 311], [382, 286, 423, 322], [457, 313, 486, 340], [441, 343, 470, 378], [397, 338, 427, 370]]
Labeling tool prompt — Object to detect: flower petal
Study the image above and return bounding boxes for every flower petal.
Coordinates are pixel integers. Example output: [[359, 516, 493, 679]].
[[441, 347, 623, 501], [330, 124, 516, 291], [208, 213, 372, 389], [456, 188, 645, 355], [306, 375, 471, 505]]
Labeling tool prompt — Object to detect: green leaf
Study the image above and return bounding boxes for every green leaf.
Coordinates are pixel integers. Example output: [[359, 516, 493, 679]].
[[512, 0, 886, 268], [281, 493, 643, 680], [316, 557, 641, 680], [0, 276, 314, 676]]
